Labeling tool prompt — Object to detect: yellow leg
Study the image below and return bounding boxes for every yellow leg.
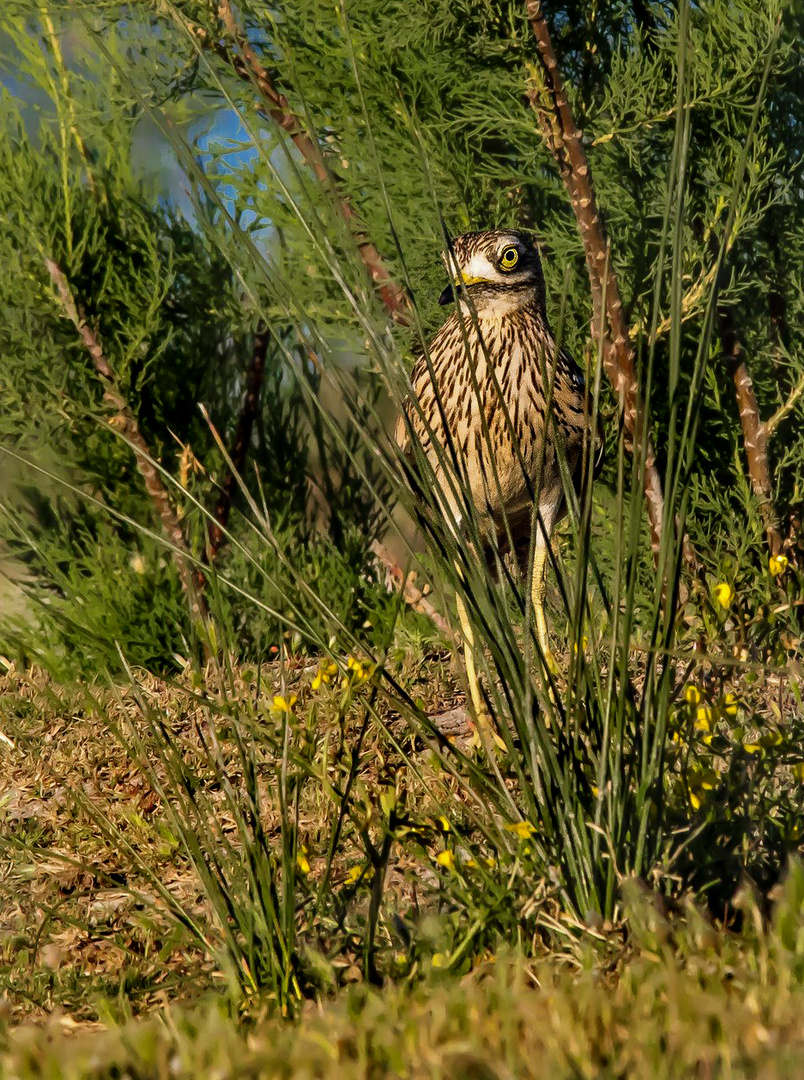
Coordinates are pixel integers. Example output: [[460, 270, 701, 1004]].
[[531, 541, 557, 673], [454, 572, 508, 750], [455, 588, 492, 730]]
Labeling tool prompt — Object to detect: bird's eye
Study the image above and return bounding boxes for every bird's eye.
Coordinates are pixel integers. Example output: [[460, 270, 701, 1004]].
[[499, 246, 519, 271]]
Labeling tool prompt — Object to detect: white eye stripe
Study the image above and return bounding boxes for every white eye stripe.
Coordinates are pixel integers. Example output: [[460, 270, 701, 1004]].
[[461, 253, 497, 280]]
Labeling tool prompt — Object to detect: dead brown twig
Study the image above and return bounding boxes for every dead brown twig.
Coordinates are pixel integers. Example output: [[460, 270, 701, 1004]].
[[718, 306, 780, 554], [45, 257, 208, 623], [176, 0, 410, 324], [525, 0, 673, 562], [195, 324, 270, 592], [370, 541, 451, 635]]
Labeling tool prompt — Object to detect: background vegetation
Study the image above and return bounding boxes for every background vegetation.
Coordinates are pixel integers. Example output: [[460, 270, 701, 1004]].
[[1, 0, 803, 1073]]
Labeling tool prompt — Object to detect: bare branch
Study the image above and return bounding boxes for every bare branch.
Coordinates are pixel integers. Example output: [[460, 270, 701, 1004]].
[[45, 257, 208, 622], [171, 0, 410, 323], [525, 0, 675, 563], [370, 540, 451, 635], [719, 306, 780, 554], [196, 324, 270, 590]]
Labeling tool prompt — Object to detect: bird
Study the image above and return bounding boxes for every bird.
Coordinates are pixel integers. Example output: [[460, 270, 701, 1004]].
[[395, 229, 600, 727]]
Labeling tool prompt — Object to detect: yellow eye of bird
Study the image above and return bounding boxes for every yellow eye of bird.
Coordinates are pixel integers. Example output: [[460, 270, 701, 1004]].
[[500, 246, 519, 270]]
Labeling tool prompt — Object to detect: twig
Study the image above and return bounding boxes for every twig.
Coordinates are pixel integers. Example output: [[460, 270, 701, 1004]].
[[171, 0, 410, 323], [196, 324, 270, 590], [767, 370, 804, 437], [719, 306, 780, 554], [526, 0, 672, 562], [370, 540, 451, 635], [45, 258, 208, 622]]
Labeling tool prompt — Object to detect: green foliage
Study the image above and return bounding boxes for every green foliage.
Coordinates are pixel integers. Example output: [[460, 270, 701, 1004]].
[[0, 0, 803, 1031]]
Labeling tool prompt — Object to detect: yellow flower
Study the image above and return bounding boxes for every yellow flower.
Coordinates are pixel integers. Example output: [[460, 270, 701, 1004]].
[[743, 742, 761, 754], [699, 768, 718, 790], [296, 850, 310, 875], [769, 554, 789, 576], [713, 582, 734, 608], [695, 706, 715, 732], [436, 850, 455, 870], [436, 815, 451, 833], [505, 821, 537, 839], [792, 763, 804, 783], [689, 789, 702, 810], [311, 672, 323, 691], [272, 694, 298, 713], [722, 693, 739, 716], [345, 865, 364, 885], [431, 953, 447, 968], [684, 685, 702, 705]]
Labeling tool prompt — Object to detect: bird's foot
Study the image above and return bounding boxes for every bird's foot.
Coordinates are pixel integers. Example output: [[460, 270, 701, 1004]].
[[469, 702, 508, 753], [541, 648, 559, 677]]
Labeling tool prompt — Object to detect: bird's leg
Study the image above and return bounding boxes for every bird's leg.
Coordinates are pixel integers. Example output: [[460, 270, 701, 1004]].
[[454, 572, 506, 749], [531, 535, 557, 674], [455, 588, 490, 724]]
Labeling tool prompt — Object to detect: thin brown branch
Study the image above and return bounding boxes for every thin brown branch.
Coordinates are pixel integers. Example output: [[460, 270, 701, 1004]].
[[175, 0, 410, 323], [525, 0, 673, 563], [719, 306, 780, 554], [370, 540, 451, 635], [45, 258, 208, 622], [195, 324, 270, 590]]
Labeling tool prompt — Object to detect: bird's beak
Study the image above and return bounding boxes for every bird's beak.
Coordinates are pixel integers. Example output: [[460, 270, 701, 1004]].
[[438, 275, 487, 305]]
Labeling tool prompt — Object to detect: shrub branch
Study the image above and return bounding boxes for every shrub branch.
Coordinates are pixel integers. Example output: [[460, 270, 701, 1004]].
[[525, 0, 668, 560], [196, 324, 270, 590], [177, 0, 410, 323], [718, 306, 780, 554], [45, 257, 208, 623]]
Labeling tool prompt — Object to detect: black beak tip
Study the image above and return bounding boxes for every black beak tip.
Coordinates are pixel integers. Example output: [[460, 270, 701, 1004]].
[[438, 284, 455, 306]]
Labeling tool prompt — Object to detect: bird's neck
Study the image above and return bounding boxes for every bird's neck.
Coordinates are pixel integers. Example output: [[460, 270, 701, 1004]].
[[460, 291, 549, 325]]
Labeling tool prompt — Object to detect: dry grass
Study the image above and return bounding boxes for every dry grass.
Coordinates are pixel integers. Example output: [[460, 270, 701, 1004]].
[[2, 649, 804, 1077]]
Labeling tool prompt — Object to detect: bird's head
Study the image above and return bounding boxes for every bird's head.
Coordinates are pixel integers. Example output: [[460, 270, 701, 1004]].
[[439, 230, 546, 318]]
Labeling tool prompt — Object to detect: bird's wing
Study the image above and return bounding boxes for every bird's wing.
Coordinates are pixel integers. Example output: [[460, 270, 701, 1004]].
[[394, 349, 427, 457]]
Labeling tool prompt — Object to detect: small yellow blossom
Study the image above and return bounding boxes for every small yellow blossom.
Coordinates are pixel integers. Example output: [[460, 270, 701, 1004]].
[[436, 815, 451, 833], [684, 685, 702, 705], [695, 706, 715, 732], [793, 763, 804, 783], [769, 554, 789, 576], [760, 731, 783, 748], [436, 850, 455, 870], [345, 865, 364, 885], [714, 582, 735, 608], [689, 789, 702, 810], [699, 768, 718, 790], [505, 821, 537, 840], [743, 742, 761, 754], [272, 694, 298, 713], [722, 693, 739, 716], [431, 953, 447, 968], [296, 849, 310, 875]]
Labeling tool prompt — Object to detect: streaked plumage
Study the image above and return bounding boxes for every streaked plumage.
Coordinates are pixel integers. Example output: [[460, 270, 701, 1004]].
[[396, 229, 598, 718]]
